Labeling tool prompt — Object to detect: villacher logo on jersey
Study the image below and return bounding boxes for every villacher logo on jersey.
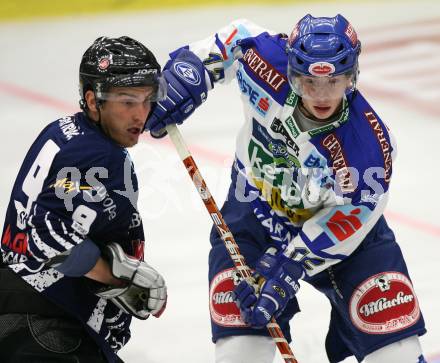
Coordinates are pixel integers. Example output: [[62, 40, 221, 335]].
[[349, 271, 420, 334], [359, 291, 415, 317], [209, 268, 248, 327]]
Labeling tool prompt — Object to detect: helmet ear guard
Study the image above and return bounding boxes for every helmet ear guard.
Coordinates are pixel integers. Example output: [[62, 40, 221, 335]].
[[78, 81, 108, 111]]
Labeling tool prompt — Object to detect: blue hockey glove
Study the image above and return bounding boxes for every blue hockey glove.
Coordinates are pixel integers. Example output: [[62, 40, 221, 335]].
[[145, 48, 213, 138], [233, 247, 304, 328]]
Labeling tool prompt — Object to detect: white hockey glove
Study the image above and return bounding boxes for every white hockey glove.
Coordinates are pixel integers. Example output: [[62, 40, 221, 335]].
[[96, 243, 167, 320]]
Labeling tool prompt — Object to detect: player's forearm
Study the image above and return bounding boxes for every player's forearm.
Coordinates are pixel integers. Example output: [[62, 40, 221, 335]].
[[85, 257, 125, 286], [48, 238, 125, 286]]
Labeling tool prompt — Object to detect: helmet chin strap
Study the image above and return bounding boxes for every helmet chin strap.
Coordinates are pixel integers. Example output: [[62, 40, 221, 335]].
[[85, 93, 105, 132], [96, 100, 103, 125]]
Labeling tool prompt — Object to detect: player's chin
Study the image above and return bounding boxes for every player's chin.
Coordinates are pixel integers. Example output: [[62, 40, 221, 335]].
[[125, 138, 139, 148], [118, 134, 140, 148]]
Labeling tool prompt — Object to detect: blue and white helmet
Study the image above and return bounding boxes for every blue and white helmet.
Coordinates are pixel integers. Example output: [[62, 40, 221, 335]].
[[286, 14, 361, 97]]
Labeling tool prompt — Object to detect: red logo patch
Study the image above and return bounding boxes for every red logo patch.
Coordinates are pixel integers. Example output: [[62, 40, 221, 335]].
[[2, 224, 29, 255], [258, 97, 270, 112], [98, 57, 110, 71], [326, 208, 362, 241], [345, 23, 358, 47], [349, 272, 420, 334], [209, 268, 247, 327], [308, 62, 335, 77], [130, 239, 145, 261]]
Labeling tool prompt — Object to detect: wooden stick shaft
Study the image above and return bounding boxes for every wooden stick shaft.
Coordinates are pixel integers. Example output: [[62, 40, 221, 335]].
[[166, 124, 298, 363]]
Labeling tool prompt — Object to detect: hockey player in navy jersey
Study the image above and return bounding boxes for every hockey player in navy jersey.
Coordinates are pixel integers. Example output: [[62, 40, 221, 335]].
[[146, 14, 427, 363], [0, 36, 167, 362]]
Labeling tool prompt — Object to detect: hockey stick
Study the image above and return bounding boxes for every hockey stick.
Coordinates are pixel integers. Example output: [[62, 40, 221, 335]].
[[165, 124, 299, 363]]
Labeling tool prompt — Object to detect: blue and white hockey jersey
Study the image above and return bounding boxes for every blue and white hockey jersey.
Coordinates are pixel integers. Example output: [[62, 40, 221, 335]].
[[1, 112, 145, 362], [182, 19, 397, 276]]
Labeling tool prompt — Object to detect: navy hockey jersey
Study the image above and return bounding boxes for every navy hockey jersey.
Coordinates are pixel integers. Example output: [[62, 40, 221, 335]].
[[1, 112, 145, 362]]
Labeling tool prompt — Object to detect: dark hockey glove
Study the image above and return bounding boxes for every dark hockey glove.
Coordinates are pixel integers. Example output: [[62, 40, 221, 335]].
[[96, 243, 167, 320], [233, 246, 304, 328], [145, 48, 213, 138]]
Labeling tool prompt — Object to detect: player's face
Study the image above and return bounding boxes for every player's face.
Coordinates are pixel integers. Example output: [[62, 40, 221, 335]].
[[99, 86, 154, 147], [295, 75, 352, 120], [301, 95, 343, 120]]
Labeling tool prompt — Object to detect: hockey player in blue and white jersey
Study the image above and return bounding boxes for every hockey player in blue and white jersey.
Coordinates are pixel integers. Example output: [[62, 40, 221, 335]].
[[147, 14, 427, 363], [0, 36, 167, 362]]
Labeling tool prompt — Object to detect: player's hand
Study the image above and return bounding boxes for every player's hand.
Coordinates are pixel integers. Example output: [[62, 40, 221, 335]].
[[145, 48, 213, 138], [96, 243, 167, 320], [233, 247, 304, 328]]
